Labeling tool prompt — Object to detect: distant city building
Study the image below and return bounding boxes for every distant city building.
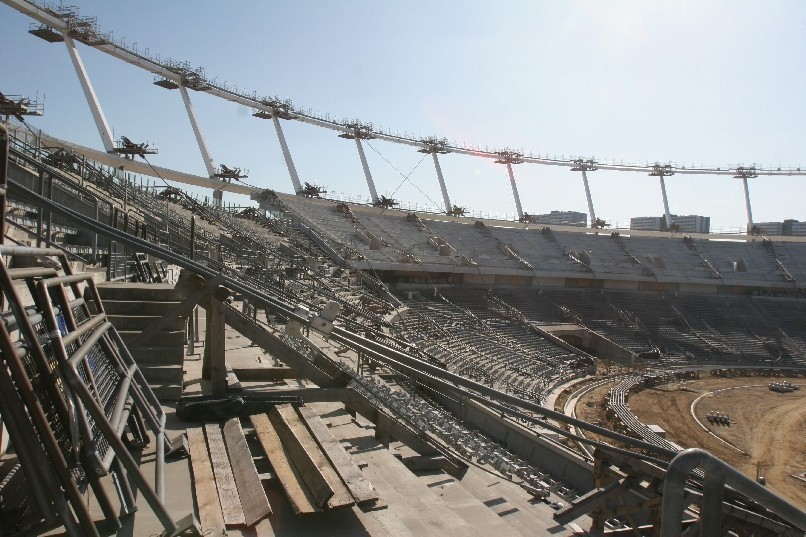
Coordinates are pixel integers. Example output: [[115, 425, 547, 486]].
[[753, 222, 784, 235], [531, 210, 587, 227], [784, 219, 806, 236], [753, 219, 806, 236], [629, 216, 666, 232], [671, 215, 710, 233], [630, 214, 710, 233]]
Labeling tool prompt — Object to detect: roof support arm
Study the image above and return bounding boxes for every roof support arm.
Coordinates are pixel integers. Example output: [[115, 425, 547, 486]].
[[179, 85, 216, 178], [271, 114, 303, 195], [432, 152, 451, 212], [355, 137, 379, 204], [63, 33, 116, 153], [506, 162, 524, 222]]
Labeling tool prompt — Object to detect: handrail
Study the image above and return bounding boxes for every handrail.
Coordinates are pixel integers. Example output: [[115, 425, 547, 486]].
[[661, 448, 806, 536]]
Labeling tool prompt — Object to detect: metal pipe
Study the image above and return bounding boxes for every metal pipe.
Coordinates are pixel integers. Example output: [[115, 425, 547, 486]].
[[660, 449, 806, 537], [0, 122, 7, 245]]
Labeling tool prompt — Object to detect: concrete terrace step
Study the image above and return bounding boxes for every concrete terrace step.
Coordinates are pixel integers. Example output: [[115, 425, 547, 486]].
[[95, 282, 184, 302], [325, 411, 535, 537], [138, 363, 184, 382], [101, 299, 186, 316], [129, 345, 186, 364], [148, 382, 183, 402], [118, 329, 186, 347], [106, 314, 186, 331]]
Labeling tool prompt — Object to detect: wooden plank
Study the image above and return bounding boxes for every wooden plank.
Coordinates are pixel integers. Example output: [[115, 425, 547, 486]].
[[267, 406, 334, 507], [185, 427, 228, 537], [205, 423, 246, 526], [298, 406, 381, 506], [270, 404, 354, 510], [223, 418, 272, 526], [249, 413, 320, 515]]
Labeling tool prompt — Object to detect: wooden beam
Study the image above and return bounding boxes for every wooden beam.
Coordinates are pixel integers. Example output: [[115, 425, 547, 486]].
[[269, 404, 354, 510], [249, 413, 320, 515], [204, 423, 245, 526], [223, 418, 272, 526], [298, 406, 380, 507], [222, 305, 343, 387], [186, 427, 227, 537], [208, 297, 227, 395]]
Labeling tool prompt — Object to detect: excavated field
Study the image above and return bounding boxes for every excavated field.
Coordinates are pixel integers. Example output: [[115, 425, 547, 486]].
[[576, 376, 806, 508]]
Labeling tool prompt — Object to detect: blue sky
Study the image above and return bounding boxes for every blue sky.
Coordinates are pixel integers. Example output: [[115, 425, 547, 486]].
[[1, 1, 804, 231]]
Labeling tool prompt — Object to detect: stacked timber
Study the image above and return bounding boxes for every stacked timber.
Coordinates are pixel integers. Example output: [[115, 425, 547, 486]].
[[185, 404, 383, 535]]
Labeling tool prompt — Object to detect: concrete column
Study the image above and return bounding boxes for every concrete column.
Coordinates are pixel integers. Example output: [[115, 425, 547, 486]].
[[271, 114, 303, 194], [63, 34, 115, 153], [742, 176, 754, 232], [179, 85, 216, 178], [506, 162, 524, 221], [355, 136, 379, 204], [581, 169, 596, 227], [659, 176, 672, 228], [432, 153, 452, 212]]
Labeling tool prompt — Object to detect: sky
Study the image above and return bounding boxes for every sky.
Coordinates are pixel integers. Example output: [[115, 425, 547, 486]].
[[1, 1, 805, 232]]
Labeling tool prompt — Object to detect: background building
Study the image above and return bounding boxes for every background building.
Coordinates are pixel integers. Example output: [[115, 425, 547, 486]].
[[532, 210, 587, 227], [630, 214, 710, 233]]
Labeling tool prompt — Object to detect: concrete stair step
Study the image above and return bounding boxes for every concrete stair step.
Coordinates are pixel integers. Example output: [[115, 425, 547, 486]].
[[95, 282, 184, 302], [138, 363, 184, 382], [106, 314, 186, 331], [344, 431, 501, 537], [148, 382, 183, 402], [129, 345, 186, 364], [118, 329, 186, 346], [100, 299, 187, 316]]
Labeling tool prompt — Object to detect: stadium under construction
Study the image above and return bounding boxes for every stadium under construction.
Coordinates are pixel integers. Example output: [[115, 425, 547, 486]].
[[0, 1, 804, 536]]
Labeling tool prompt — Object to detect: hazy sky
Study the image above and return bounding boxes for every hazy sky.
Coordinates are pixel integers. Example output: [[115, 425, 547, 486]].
[[1, 1, 805, 231]]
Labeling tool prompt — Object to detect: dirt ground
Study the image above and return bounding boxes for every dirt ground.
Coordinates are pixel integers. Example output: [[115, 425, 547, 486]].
[[576, 376, 805, 508]]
